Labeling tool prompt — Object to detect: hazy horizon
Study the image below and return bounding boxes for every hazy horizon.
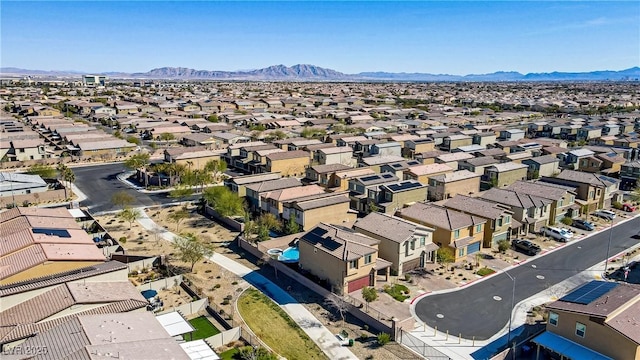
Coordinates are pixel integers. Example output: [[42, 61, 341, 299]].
[[2, 1, 638, 75]]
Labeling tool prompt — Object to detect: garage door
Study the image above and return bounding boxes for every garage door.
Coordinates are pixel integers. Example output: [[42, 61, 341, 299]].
[[402, 257, 422, 273], [467, 241, 481, 255], [347, 275, 371, 293]]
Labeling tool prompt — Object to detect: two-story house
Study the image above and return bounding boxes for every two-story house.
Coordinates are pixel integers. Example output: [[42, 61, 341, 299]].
[[397, 203, 486, 261], [282, 191, 355, 231], [620, 160, 640, 190], [507, 181, 577, 225], [531, 281, 640, 360], [442, 195, 514, 247], [260, 185, 326, 218], [353, 212, 437, 276], [299, 223, 389, 295], [305, 164, 352, 187], [348, 173, 399, 214], [540, 169, 620, 213], [265, 150, 310, 177], [244, 178, 301, 213], [522, 155, 560, 179], [403, 163, 454, 184], [428, 170, 481, 201], [480, 188, 552, 234], [376, 180, 428, 214], [484, 162, 528, 188], [225, 172, 282, 197]]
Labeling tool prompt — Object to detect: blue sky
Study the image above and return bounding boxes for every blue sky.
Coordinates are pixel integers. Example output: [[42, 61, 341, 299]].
[[2, 1, 638, 74]]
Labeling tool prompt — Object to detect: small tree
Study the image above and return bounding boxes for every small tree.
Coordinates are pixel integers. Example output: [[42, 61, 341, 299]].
[[256, 213, 282, 242], [172, 232, 214, 272], [377, 332, 391, 346], [285, 217, 300, 235], [325, 296, 348, 325], [111, 191, 135, 208], [560, 216, 573, 226], [159, 132, 175, 143], [361, 286, 378, 311], [169, 207, 189, 232], [124, 153, 150, 188], [497, 239, 511, 254], [207, 114, 219, 123], [436, 247, 455, 271], [118, 208, 141, 230], [237, 346, 277, 360]]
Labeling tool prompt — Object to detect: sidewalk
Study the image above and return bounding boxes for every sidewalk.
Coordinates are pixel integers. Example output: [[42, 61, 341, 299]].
[[135, 208, 358, 360]]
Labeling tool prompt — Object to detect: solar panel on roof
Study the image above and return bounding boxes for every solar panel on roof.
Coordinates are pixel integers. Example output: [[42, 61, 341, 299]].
[[560, 281, 618, 305], [382, 173, 395, 179], [360, 175, 380, 182]]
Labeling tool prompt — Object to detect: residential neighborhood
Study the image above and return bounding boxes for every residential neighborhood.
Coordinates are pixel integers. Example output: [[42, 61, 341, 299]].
[[1, 77, 639, 360]]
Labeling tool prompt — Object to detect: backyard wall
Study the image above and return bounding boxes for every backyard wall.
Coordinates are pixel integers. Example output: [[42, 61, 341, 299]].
[[0, 188, 69, 207], [205, 327, 241, 348], [204, 205, 244, 232], [158, 298, 208, 317]]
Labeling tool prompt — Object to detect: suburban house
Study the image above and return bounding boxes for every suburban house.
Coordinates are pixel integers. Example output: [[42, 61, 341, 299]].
[[620, 160, 640, 190], [540, 170, 620, 213], [403, 163, 454, 184], [441, 134, 473, 152], [376, 180, 428, 214], [282, 191, 355, 231], [328, 167, 376, 191], [428, 170, 481, 201], [531, 281, 640, 360], [6, 139, 47, 161], [316, 146, 356, 167], [298, 223, 389, 295], [458, 157, 501, 175], [348, 172, 399, 214], [403, 138, 436, 158], [0, 207, 107, 285], [499, 129, 525, 141], [435, 152, 474, 169], [483, 162, 528, 188], [225, 172, 282, 197], [472, 132, 497, 147], [163, 147, 225, 170], [359, 155, 406, 173], [379, 160, 422, 179], [397, 203, 486, 261], [244, 178, 301, 212], [480, 188, 552, 234], [74, 139, 137, 158], [507, 181, 578, 225], [260, 184, 326, 218], [265, 150, 310, 177], [305, 163, 352, 187], [353, 212, 437, 276], [370, 142, 402, 157], [522, 155, 560, 179], [442, 195, 514, 248], [0, 173, 48, 198]]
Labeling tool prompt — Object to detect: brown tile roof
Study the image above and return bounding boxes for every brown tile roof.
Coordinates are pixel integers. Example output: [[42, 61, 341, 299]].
[[443, 195, 512, 219], [481, 188, 552, 209], [263, 184, 326, 202], [288, 192, 350, 211], [506, 181, 574, 200], [266, 149, 309, 161], [606, 298, 640, 343], [310, 163, 352, 174], [548, 282, 640, 319], [1, 284, 74, 327], [398, 203, 485, 230], [300, 223, 378, 261], [245, 178, 301, 193], [0, 244, 48, 280], [353, 212, 432, 244]]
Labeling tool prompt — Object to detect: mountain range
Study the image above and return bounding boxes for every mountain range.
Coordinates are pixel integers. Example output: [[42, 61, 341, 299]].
[[2, 64, 639, 82]]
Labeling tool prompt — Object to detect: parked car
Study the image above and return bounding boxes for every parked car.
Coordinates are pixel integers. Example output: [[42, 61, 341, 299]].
[[622, 203, 637, 212], [592, 209, 616, 221], [512, 239, 542, 256], [633, 230, 640, 239], [543, 226, 573, 242], [572, 219, 595, 231]]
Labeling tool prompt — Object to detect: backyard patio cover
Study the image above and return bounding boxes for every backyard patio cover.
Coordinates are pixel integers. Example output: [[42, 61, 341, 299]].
[[531, 332, 613, 360]]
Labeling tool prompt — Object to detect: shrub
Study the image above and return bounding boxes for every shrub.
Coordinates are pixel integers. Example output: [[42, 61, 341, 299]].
[[612, 201, 623, 210], [404, 273, 411, 281], [561, 217, 573, 226], [377, 332, 391, 346], [476, 267, 496, 276], [384, 284, 410, 302], [118, 236, 127, 244], [497, 239, 510, 254]]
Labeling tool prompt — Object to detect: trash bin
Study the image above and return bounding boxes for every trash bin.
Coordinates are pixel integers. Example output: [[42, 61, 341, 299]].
[[348, 339, 354, 347]]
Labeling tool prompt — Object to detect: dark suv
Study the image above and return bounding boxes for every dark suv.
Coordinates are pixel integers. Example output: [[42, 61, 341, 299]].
[[512, 239, 542, 256], [572, 219, 595, 231]]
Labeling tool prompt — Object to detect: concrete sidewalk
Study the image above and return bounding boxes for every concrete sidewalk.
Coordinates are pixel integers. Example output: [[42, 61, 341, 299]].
[[135, 208, 358, 360]]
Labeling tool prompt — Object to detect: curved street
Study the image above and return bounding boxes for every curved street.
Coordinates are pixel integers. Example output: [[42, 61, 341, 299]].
[[413, 217, 640, 340]]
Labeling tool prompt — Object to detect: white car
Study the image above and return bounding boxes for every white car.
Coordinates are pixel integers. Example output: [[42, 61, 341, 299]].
[[543, 226, 573, 242], [592, 209, 616, 221]]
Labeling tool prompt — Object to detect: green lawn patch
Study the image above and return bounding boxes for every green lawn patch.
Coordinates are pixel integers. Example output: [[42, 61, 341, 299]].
[[219, 348, 239, 360], [476, 267, 496, 277], [237, 288, 327, 360], [183, 316, 220, 341], [384, 284, 410, 302]]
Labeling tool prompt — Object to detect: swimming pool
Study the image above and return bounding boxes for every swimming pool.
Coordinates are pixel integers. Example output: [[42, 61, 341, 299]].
[[278, 246, 299, 263]]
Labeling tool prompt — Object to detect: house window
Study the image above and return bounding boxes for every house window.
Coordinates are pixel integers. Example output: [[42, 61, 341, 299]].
[[349, 260, 358, 269], [589, 190, 594, 199], [505, 215, 511, 224], [454, 229, 460, 239], [497, 218, 503, 227], [364, 254, 372, 264], [458, 248, 464, 257], [575, 322, 586, 338], [475, 224, 482, 233], [549, 312, 558, 326], [559, 199, 564, 207], [419, 236, 425, 246], [411, 240, 415, 250]]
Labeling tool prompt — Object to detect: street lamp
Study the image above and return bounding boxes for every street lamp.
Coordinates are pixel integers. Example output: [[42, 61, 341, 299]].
[[603, 218, 614, 276], [504, 271, 516, 359]]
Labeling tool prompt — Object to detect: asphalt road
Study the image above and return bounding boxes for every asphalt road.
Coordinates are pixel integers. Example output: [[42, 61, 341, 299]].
[[73, 162, 197, 213], [413, 217, 640, 340]]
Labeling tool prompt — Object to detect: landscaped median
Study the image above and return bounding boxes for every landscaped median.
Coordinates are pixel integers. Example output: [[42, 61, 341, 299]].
[[237, 288, 328, 360]]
